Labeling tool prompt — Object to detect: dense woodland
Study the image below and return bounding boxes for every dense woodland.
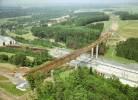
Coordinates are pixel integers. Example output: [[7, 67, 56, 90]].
[[31, 24, 103, 49], [0, 47, 52, 67], [31, 12, 108, 49], [114, 11, 138, 20], [0, 6, 108, 19], [60, 12, 109, 26], [116, 38, 138, 62], [0, 7, 70, 19], [0, 7, 29, 18], [73, 12, 109, 26], [27, 67, 138, 100]]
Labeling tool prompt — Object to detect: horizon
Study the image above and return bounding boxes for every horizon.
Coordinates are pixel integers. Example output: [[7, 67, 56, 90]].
[[1, 0, 138, 7]]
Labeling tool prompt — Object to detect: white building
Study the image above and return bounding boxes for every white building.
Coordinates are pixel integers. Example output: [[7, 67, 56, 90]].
[[0, 35, 16, 46]]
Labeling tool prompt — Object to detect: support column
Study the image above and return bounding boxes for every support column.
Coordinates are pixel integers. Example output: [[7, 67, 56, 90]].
[[75, 64, 78, 70], [96, 45, 99, 59], [51, 70, 54, 84], [91, 48, 94, 58], [51, 70, 54, 78]]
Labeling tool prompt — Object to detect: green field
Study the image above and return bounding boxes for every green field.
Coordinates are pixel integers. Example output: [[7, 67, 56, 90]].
[[0, 75, 25, 96], [0, 52, 14, 57], [7, 31, 37, 41], [118, 20, 138, 39], [0, 63, 17, 71], [0, 81, 25, 96], [0, 75, 8, 81]]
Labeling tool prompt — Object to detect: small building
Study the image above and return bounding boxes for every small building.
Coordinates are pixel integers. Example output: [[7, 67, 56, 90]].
[[0, 35, 16, 46]]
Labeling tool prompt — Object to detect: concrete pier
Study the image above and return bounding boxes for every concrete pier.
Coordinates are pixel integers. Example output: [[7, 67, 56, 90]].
[[91, 48, 94, 58], [96, 45, 99, 59]]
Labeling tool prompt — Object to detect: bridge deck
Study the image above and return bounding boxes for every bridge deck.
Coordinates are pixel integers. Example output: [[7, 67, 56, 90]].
[[24, 32, 111, 76]]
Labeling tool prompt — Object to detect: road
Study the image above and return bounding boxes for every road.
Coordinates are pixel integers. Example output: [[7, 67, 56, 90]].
[[93, 59, 138, 87], [69, 54, 138, 87]]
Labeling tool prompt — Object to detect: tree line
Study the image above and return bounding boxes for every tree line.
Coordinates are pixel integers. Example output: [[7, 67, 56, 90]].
[[74, 12, 109, 26], [27, 67, 138, 100], [114, 11, 138, 20], [31, 12, 109, 49], [116, 38, 138, 62], [61, 12, 109, 26], [31, 23, 104, 49], [0, 47, 52, 67]]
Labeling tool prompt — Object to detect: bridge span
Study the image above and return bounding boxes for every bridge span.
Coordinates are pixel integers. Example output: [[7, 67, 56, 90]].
[[24, 31, 112, 76]]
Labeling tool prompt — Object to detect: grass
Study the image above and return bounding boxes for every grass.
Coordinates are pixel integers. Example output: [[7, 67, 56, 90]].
[[117, 20, 138, 39], [103, 21, 112, 32], [59, 70, 73, 80], [0, 52, 14, 57], [0, 81, 25, 96], [0, 75, 8, 81], [21, 32, 37, 40], [0, 63, 17, 71], [0, 18, 8, 24], [104, 15, 138, 63], [7, 31, 37, 41], [104, 47, 137, 64]]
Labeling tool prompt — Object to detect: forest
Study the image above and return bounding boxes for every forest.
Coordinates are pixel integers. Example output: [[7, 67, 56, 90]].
[[27, 67, 138, 100], [31, 12, 107, 49], [0, 47, 52, 67], [31, 24, 103, 49], [0, 7, 70, 19], [60, 12, 109, 26], [116, 38, 138, 62], [73, 12, 109, 26], [0, 7, 29, 18], [114, 11, 138, 20]]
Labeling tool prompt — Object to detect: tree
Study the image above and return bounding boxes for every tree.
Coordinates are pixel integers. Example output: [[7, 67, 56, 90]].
[[0, 29, 6, 35], [10, 53, 29, 66], [27, 72, 46, 91], [28, 67, 138, 100], [0, 54, 9, 61], [116, 38, 138, 62]]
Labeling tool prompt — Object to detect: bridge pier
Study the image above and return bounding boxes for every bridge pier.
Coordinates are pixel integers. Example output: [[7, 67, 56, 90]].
[[75, 64, 78, 70], [91, 48, 94, 58], [51, 70, 55, 83], [96, 45, 99, 59]]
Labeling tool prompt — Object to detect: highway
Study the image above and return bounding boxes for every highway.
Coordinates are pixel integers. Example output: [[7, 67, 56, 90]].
[[69, 54, 138, 87]]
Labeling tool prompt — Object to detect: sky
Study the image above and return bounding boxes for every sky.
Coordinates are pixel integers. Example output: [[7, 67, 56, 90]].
[[0, 0, 138, 7]]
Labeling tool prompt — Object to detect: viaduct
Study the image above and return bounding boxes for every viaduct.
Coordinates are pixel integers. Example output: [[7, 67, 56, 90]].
[[24, 31, 112, 75]]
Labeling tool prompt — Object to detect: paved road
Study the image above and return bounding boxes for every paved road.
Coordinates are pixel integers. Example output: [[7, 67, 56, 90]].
[[98, 57, 138, 71], [93, 59, 138, 86], [69, 54, 138, 87]]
